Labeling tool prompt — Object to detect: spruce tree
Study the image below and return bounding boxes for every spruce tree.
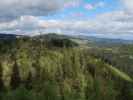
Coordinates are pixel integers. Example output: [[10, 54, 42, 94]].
[[25, 71, 32, 90], [0, 62, 4, 91], [10, 61, 21, 89]]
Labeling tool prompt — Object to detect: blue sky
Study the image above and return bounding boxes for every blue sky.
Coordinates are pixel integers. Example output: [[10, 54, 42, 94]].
[[43, 0, 122, 20]]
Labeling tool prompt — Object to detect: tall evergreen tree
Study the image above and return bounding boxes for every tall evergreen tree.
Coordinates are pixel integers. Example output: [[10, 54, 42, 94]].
[[0, 62, 4, 91], [10, 61, 21, 89], [25, 71, 33, 90]]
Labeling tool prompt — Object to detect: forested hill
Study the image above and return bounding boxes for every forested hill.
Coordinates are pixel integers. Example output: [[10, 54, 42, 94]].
[[0, 33, 133, 45], [33, 33, 71, 40], [0, 33, 23, 39], [0, 34, 133, 100]]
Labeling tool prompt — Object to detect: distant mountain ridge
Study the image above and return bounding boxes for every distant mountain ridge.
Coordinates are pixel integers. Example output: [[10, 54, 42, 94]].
[[88, 36, 133, 44], [0, 33, 22, 39], [33, 33, 71, 40], [73, 35, 133, 44], [1, 33, 133, 44]]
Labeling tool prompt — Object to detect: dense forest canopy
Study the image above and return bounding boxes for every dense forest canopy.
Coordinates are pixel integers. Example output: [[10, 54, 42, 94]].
[[0, 34, 132, 100]]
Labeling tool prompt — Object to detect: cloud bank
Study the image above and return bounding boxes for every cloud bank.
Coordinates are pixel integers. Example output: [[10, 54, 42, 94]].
[[0, 0, 133, 40], [0, 0, 63, 22], [1, 10, 133, 37], [122, 0, 133, 13]]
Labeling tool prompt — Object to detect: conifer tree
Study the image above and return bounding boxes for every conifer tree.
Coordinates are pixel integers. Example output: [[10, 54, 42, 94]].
[[0, 62, 4, 91], [10, 61, 21, 89], [25, 71, 32, 90]]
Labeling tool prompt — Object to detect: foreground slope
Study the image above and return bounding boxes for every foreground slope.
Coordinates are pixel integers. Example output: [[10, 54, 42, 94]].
[[0, 34, 133, 100]]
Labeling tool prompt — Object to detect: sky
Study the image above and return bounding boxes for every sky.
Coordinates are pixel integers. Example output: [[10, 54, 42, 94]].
[[0, 0, 133, 40]]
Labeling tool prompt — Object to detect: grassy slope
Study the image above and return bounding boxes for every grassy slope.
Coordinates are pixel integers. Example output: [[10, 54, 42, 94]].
[[106, 64, 133, 82], [92, 58, 133, 82]]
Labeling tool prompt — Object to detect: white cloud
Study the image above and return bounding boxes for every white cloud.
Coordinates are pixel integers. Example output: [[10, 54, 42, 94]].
[[122, 0, 133, 13], [0, 0, 63, 22], [1, 10, 133, 37]]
